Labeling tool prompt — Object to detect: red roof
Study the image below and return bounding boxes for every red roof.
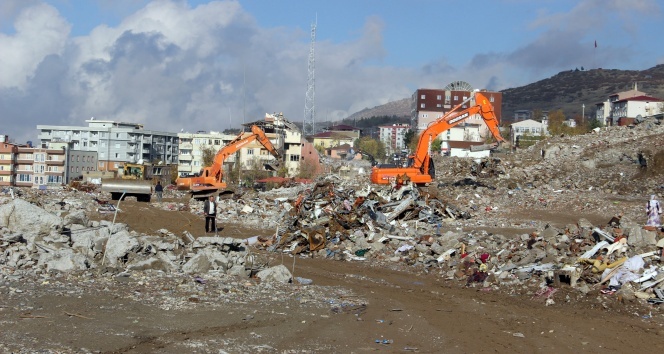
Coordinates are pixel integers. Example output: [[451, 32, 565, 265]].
[[447, 141, 485, 149], [324, 124, 357, 131], [615, 95, 663, 103]]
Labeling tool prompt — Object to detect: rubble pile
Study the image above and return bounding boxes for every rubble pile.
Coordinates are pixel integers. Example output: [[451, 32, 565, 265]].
[[188, 118, 664, 307], [0, 117, 662, 314], [0, 197, 269, 278]]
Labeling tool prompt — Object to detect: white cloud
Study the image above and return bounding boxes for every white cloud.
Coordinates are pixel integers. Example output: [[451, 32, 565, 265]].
[[0, 0, 661, 144], [0, 3, 70, 89]]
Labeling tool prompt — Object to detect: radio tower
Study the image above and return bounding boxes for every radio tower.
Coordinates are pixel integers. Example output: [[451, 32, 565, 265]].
[[303, 17, 316, 136]]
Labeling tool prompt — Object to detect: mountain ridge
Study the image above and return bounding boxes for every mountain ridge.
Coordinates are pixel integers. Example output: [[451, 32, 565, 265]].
[[345, 64, 664, 124]]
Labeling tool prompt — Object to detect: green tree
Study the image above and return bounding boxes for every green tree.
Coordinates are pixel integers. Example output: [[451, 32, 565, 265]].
[[546, 110, 567, 135], [403, 129, 416, 151], [356, 136, 386, 161], [430, 137, 442, 154], [200, 145, 216, 167], [587, 118, 604, 130]]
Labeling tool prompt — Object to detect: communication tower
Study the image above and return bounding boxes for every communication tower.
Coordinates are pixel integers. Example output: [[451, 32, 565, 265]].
[[303, 18, 316, 136]]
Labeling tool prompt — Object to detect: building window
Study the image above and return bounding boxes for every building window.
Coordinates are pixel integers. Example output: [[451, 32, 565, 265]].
[[420, 103, 425, 108], [437, 95, 442, 100], [18, 174, 31, 182], [290, 155, 300, 162], [490, 96, 495, 103], [454, 96, 458, 100], [420, 94, 425, 99], [247, 149, 254, 155]]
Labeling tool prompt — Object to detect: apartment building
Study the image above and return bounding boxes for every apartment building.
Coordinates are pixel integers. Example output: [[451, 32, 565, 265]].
[[378, 124, 409, 154], [0, 135, 18, 187], [37, 119, 178, 172], [177, 113, 308, 180], [177, 131, 237, 177], [411, 86, 502, 139]]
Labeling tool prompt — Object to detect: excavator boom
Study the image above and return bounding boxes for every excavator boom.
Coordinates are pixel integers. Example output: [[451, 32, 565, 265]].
[[370, 91, 505, 185]]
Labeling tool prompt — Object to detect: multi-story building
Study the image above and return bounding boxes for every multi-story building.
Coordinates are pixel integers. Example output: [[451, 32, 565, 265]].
[[411, 86, 502, 140], [0, 135, 18, 187], [37, 119, 178, 172], [378, 124, 409, 154], [610, 95, 664, 125], [0, 134, 97, 188], [595, 84, 647, 126], [178, 113, 311, 180], [177, 131, 237, 177]]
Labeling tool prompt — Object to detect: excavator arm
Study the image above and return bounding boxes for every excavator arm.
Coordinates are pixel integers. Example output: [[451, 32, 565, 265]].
[[176, 125, 282, 196], [370, 91, 505, 185]]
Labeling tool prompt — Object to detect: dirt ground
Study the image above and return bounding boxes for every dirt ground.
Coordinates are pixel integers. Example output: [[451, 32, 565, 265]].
[[1, 195, 663, 353]]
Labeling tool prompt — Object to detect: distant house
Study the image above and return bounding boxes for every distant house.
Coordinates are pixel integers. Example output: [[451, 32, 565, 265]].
[[594, 83, 652, 126], [322, 124, 361, 139], [510, 119, 548, 147], [447, 141, 490, 160], [326, 144, 362, 160], [611, 95, 664, 125], [439, 124, 482, 154], [311, 131, 356, 149]]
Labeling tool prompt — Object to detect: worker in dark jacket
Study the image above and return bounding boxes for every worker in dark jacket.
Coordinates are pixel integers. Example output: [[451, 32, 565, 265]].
[[203, 196, 217, 234], [154, 181, 163, 202]]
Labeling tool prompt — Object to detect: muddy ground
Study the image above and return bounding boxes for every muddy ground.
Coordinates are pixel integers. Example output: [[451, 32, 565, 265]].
[[1, 195, 663, 353]]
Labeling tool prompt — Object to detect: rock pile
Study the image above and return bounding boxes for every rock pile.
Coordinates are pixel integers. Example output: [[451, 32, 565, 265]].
[[0, 197, 273, 279]]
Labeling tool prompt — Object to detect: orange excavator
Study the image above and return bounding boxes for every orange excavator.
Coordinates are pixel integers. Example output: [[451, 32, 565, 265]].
[[370, 91, 505, 185], [176, 125, 281, 198]]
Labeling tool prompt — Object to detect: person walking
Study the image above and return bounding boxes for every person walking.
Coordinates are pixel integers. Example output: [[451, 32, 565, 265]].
[[204, 196, 217, 234], [646, 195, 662, 227], [154, 181, 163, 202]]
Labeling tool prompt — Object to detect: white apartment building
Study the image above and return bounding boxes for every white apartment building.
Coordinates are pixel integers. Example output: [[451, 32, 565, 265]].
[[509, 119, 548, 146], [439, 124, 482, 154], [177, 131, 237, 177], [378, 124, 409, 154], [178, 113, 302, 179], [37, 119, 178, 172]]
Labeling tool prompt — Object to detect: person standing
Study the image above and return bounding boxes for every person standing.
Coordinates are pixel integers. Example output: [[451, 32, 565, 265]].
[[154, 181, 163, 202], [204, 196, 217, 234], [646, 195, 662, 227]]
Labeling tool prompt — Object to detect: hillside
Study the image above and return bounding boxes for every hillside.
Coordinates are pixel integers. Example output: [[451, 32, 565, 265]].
[[501, 64, 664, 122], [344, 64, 664, 125], [346, 98, 411, 122]]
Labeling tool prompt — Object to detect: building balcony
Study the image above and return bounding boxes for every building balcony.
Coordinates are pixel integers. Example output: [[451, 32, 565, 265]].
[[179, 143, 193, 149], [0, 170, 13, 175], [46, 171, 64, 175], [178, 154, 192, 161], [178, 165, 192, 172], [46, 159, 65, 165]]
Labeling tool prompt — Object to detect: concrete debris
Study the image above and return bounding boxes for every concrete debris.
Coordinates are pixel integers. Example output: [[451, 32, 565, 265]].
[[0, 189, 262, 278], [0, 116, 663, 315]]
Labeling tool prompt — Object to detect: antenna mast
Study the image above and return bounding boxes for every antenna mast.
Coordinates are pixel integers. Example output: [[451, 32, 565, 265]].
[[303, 16, 317, 136]]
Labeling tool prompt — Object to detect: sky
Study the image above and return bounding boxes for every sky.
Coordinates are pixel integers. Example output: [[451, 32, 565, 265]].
[[1, 0, 663, 143]]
